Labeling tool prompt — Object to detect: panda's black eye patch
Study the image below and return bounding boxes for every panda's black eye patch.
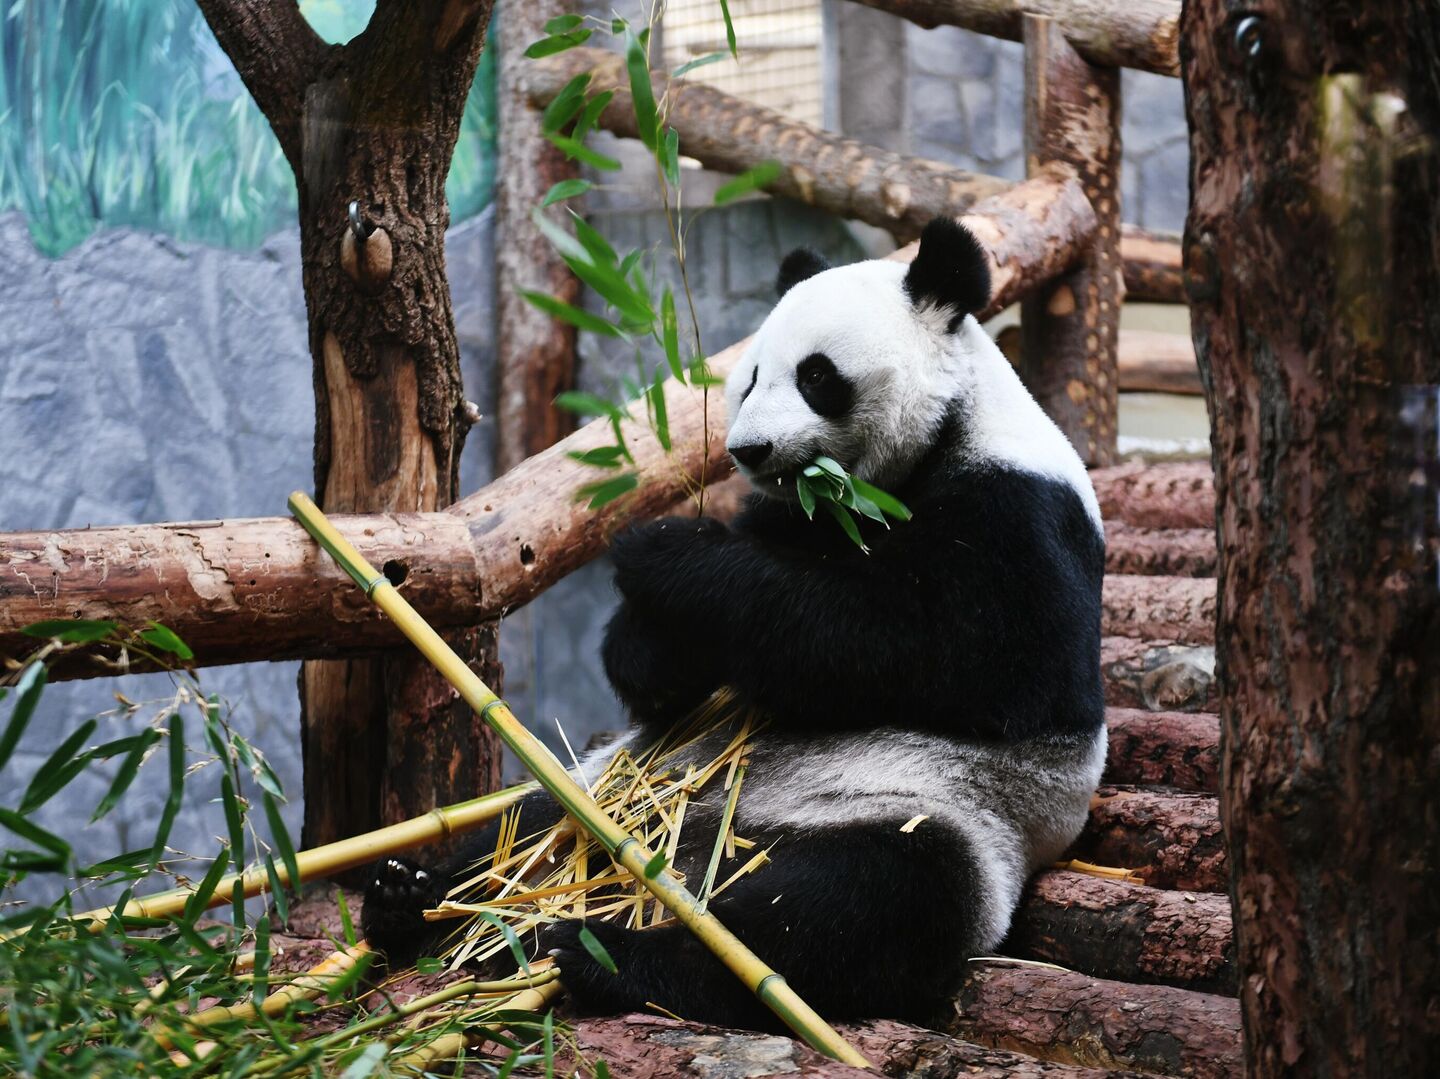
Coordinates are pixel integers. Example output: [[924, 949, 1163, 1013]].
[[742, 366, 758, 402], [795, 352, 853, 418]]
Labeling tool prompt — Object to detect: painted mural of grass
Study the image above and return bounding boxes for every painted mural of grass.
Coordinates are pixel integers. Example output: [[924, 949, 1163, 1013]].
[[0, 0, 496, 257]]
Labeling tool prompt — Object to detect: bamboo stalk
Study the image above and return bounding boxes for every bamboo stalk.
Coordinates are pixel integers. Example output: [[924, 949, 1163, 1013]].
[[392, 979, 566, 1075], [288, 491, 871, 1069], [52, 783, 533, 936]]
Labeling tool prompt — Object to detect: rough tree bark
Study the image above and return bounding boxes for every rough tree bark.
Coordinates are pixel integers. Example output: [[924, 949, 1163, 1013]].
[[1091, 462, 1216, 530], [1101, 575, 1216, 644], [1020, 15, 1123, 466], [1120, 224, 1185, 303], [194, 0, 503, 849], [1184, 1, 1440, 1072], [1103, 523, 1217, 577], [1105, 707, 1220, 792], [998, 326, 1202, 395], [495, 0, 579, 473], [1074, 786, 1227, 892]]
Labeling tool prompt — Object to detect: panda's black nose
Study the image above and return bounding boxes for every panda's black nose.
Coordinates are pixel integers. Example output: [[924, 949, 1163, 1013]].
[[730, 441, 773, 469]]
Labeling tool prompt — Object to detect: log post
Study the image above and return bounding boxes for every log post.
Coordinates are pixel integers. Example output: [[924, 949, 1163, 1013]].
[[195, 0, 504, 851], [1019, 15, 1122, 466], [1184, 2, 1440, 1072], [495, 0, 580, 473], [1120, 224, 1185, 303]]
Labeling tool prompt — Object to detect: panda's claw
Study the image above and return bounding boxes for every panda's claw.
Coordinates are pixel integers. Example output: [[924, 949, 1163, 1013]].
[[360, 854, 448, 967]]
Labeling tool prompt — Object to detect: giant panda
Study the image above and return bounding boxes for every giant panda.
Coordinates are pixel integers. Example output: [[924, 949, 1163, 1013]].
[[362, 217, 1107, 1030]]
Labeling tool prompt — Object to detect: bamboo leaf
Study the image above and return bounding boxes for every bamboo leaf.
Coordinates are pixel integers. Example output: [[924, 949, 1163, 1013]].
[[254, 913, 271, 1004], [264, 854, 289, 925], [530, 208, 589, 262], [563, 254, 653, 326], [571, 212, 620, 266], [476, 911, 532, 975], [148, 712, 185, 868], [0, 808, 71, 859], [649, 371, 671, 451], [660, 288, 682, 379], [662, 126, 681, 188], [336, 888, 357, 947], [522, 290, 621, 336], [554, 391, 623, 419], [545, 132, 622, 171], [18, 718, 96, 813], [567, 445, 626, 469], [544, 14, 584, 34], [796, 477, 816, 518], [540, 73, 591, 133], [576, 473, 639, 509], [643, 851, 666, 878], [719, 0, 738, 56], [415, 956, 443, 975], [542, 178, 593, 207], [572, 89, 615, 142], [263, 792, 301, 893], [0, 662, 45, 772], [850, 477, 913, 521], [672, 50, 728, 78], [624, 29, 659, 150], [340, 1043, 389, 1079], [90, 727, 162, 822], [20, 618, 116, 642], [822, 499, 869, 552], [220, 771, 246, 874], [714, 160, 782, 206], [181, 847, 231, 925], [577, 925, 619, 974], [140, 622, 193, 660], [524, 29, 592, 59], [322, 950, 375, 1002]]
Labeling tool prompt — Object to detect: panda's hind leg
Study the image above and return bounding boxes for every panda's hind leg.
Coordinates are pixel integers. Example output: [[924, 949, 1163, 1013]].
[[544, 819, 985, 1029]]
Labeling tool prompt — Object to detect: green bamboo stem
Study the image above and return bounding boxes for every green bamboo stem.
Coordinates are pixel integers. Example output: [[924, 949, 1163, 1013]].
[[288, 491, 871, 1069]]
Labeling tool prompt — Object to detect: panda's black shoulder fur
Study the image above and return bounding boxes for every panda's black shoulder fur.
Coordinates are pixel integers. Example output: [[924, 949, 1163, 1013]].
[[602, 413, 1105, 744]]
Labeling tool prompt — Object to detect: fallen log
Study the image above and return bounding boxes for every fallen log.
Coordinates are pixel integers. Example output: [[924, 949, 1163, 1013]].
[[526, 47, 1012, 242], [1121, 224, 1185, 303], [1073, 786, 1227, 893], [951, 961, 1242, 1078], [1091, 461, 1216, 530], [1102, 575, 1216, 644], [849, 0, 1180, 77], [1105, 708, 1220, 792], [997, 326, 1202, 397], [1101, 637, 1217, 712], [1104, 523, 1215, 577], [569, 1011, 1149, 1077], [1006, 870, 1236, 995], [1, 177, 1097, 679]]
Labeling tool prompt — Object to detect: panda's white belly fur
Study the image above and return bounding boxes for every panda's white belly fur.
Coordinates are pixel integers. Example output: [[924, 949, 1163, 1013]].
[[582, 722, 1106, 952]]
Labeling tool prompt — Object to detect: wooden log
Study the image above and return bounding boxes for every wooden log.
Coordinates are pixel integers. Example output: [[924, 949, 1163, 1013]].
[[1091, 461, 1216, 530], [1101, 574, 1215, 644], [1121, 224, 1185, 303], [1101, 636, 1217, 713], [1105, 707, 1220, 792], [0, 177, 1098, 680], [997, 326, 1202, 397], [524, 47, 1013, 243], [1019, 15, 1122, 466], [951, 961, 1243, 1078], [849, 0, 1180, 77], [569, 1012, 1148, 1078], [1104, 522, 1215, 577], [1006, 870, 1237, 995], [495, 0, 580, 473], [1073, 786, 1226, 892]]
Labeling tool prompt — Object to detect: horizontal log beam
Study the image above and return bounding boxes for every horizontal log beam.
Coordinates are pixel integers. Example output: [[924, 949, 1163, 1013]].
[[1101, 636, 1217, 712], [1073, 785, 1227, 892], [1104, 523, 1215, 577], [850, 0, 1180, 77], [1101, 574, 1215, 644], [1, 177, 1097, 680], [526, 47, 1012, 242], [1006, 870, 1237, 995], [998, 326, 1202, 396], [951, 961, 1242, 1078], [1091, 461, 1216, 530], [1121, 224, 1185, 302], [1105, 707, 1220, 792]]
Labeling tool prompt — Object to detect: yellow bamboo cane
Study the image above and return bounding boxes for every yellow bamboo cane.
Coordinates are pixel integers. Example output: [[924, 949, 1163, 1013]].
[[287, 491, 870, 1069]]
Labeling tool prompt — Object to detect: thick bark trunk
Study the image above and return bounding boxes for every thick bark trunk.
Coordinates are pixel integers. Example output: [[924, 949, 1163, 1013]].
[[494, 0, 579, 473], [1104, 523, 1216, 577], [1101, 636, 1217, 713], [195, 0, 503, 849], [524, 47, 1013, 242], [1105, 707, 1220, 792], [1184, 2, 1440, 1071], [1007, 870, 1237, 996], [848, 0, 1181, 77], [1121, 224, 1185, 303], [1020, 15, 1123, 467], [951, 962, 1242, 1079], [1, 174, 1097, 678], [1074, 786, 1226, 892]]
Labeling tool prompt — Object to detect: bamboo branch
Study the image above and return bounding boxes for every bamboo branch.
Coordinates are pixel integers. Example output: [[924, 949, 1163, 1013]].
[[193, 0, 329, 169], [524, 47, 1013, 241], [848, 0, 1181, 77], [1, 176, 1094, 680]]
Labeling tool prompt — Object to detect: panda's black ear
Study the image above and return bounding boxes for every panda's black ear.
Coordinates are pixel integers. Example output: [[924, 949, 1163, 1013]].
[[903, 218, 992, 332], [776, 248, 830, 298]]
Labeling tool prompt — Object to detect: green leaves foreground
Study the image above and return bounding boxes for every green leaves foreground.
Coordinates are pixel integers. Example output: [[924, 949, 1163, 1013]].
[[796, 456, 913, 552]]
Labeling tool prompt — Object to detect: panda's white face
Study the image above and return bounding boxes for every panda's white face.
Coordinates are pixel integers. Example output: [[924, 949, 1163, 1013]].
[[725, 258, 982, 496]]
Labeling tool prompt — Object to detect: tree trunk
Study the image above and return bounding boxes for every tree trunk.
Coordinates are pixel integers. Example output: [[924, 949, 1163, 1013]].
[[1184, 2, 1440, 1072], [494, 0, 579, 473], [195, 0, 503, 850]]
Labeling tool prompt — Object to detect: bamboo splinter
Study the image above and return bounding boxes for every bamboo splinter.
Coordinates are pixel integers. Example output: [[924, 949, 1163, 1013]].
[[287, 491, 871, 1069]]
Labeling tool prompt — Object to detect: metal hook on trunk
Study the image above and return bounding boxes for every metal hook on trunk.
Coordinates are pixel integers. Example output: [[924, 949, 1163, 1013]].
[[341, 199, 392, 291]]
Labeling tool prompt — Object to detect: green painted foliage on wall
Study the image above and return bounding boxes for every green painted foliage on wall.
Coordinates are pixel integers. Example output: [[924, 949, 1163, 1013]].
[[0, 0, 497, 257]]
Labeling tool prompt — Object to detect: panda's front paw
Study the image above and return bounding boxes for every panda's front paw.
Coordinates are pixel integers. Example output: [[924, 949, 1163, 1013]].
[[610, 517, 729, 609], [541, 920, 646, 1016], [361, 856, 448, 968], [603, 602, 723, 722]]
